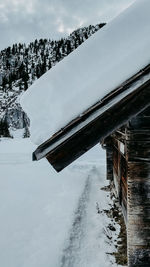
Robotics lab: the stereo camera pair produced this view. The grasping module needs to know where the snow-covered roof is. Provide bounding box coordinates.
[21,0,150,171]
[32,67,150,171]
[21,0,150,146]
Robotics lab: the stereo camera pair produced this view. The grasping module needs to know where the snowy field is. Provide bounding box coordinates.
[0,138,122,267]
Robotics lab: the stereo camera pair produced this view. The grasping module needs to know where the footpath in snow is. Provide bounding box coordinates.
[0,138,123,267]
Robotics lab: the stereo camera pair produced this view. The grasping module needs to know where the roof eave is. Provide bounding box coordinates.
[33,75,150,172]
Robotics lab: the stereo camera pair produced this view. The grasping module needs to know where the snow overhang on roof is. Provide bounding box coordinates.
[21,0,150,171]
[33,65,150,171]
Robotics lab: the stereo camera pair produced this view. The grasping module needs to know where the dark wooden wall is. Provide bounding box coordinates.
[126,108,150,267]
[105,107,150,267]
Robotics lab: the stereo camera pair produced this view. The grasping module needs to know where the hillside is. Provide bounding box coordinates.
[0,23,105,138]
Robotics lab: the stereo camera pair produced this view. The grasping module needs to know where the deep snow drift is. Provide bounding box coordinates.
[0,138,124,267]
[21,0,150,145]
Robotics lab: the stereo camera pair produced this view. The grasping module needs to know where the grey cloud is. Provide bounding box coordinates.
[0,0,136,50]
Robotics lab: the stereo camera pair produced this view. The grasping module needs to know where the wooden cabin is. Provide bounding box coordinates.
[32,64,150,267]
[104,107,150,267]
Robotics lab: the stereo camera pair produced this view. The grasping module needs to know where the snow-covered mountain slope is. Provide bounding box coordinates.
[0,23,105,137]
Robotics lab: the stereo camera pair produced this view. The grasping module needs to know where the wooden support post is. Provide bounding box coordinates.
[127,161,150,266]
[106,146,113,181]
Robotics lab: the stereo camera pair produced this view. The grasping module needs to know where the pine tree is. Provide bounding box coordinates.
[0,120,10,137]
[2,76,8,91]
[23,125,30,138]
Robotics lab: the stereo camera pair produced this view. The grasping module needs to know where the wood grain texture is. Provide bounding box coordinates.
[127,128,150,266]
[110,106,150,266]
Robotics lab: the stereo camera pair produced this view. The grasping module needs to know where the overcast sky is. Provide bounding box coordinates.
[0,0,136,50]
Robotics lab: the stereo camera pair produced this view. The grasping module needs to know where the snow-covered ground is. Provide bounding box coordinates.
[0,138,123,267]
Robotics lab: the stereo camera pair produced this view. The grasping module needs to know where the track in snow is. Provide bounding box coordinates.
[60,165,113,267]
[60,169,91,267]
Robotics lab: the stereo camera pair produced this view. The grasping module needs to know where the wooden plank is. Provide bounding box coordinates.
[126,130,150,141]
[128,211,150,221]
[127,162,150,178]
[113,169,120,197]
[113,147,119,175]
[127,141,150,161]
[122,201,127,226]
[128,180,150,205]
[106,146,113,180]
[112,130,126,143]
[127,159,150,267]
[121,186,127,210]
[112,137,126,155]
[122,181,127,200]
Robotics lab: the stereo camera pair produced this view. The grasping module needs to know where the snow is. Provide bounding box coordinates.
[9,128,25,139]
[0,138,124,267]
[21,0,150,145]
